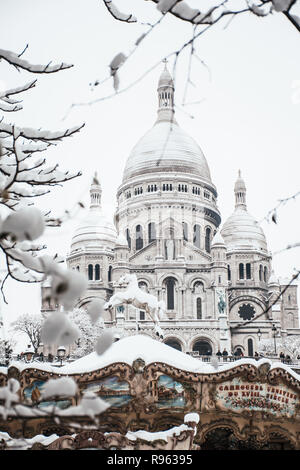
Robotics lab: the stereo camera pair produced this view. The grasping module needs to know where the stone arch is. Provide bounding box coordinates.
[136,275,154,289]
[158,272,183,288]
[233,344,245,355]
[188,334,217,355]
[188,274,210,290]
[244,335,256,356]
[138,280,149,293]
[192,280,206,293]
[163,334,186,352]
[230,296,265,311]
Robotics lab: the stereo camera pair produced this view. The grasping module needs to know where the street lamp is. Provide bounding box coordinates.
[272,323,277,356]
[57,346,66,367]
[257,328,262,341]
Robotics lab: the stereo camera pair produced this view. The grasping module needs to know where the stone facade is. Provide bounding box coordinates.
[42,64,299,357]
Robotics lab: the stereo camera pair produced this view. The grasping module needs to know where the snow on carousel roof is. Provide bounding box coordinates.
[59,334,300,379]
[60,334,211,374]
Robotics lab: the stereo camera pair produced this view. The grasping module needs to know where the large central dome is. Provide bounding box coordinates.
[122,63,212,184]
[123,121,211,183]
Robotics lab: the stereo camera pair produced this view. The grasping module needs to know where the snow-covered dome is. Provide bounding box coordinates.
[221,209,267,252]
[115,232,128,247]
[211,230,226,248]
[122,63,212,184]
[71,175,117,251]
[221,172,267,252]
[268,270,279,286]
[123,122,212,183]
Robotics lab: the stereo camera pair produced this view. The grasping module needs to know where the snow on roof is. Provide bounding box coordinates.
[60,334,212,374]
[6,335,300,381]
[125,424,192,443]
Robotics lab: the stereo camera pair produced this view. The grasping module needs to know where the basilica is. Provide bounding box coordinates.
[42,64,299,357]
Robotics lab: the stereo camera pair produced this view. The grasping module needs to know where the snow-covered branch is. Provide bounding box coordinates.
[0,48,73,74]
[103,0,137,23]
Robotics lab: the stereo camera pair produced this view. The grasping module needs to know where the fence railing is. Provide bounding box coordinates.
[187,352,300,367]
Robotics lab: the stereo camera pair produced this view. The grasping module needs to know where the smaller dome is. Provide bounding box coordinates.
[115,233,128,247]
[211,231,226,248]
[221,173,267,252]
[221,208,267,252]
[268,270,279,286]
[71,175,117,251]
[71,212,117,250]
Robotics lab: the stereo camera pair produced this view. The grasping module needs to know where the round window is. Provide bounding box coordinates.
[238,303,255,321]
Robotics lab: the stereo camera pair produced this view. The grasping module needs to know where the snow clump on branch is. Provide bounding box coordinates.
[95,329,115,355]
[0,379,20,419]
[50,268,88,311]
[0,207,45,242]
[86,298,105,323]
[109,52,127,91]
[41,312,80,347]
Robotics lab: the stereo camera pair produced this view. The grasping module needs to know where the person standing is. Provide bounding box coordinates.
[222,348,228,362]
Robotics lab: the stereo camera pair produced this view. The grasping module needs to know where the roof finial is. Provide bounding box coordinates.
[90,172,102,210]
[234,170,247,210]
[156,60,176,124]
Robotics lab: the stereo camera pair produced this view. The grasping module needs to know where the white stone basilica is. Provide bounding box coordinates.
[42,65,299,357]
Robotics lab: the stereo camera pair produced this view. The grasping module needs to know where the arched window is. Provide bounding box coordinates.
[88,264,93,280]
[138,281,148,292]
[246,263,251,279]
[227,265,231,281]
[259,264,263,281]
[248,338,253,357]
[165,277,176,310]
[264,266,268,283]
[193,224,200,248]
[239,263,244,280]
[196,298,202,319]
[182,222,188,242]
[164,339,182,351]
[108,265,112,282]
[126,228,131,250]
[193,340,212,356]
[148,222,156,243]
[95,264,100,280]
[135,225,143,250]
[205,227,211,253]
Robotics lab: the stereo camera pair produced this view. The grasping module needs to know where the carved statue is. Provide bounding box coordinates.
[165,239,175,260]
[217,289,226,314]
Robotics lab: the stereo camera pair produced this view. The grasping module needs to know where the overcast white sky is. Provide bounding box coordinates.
[1,0,300,349]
